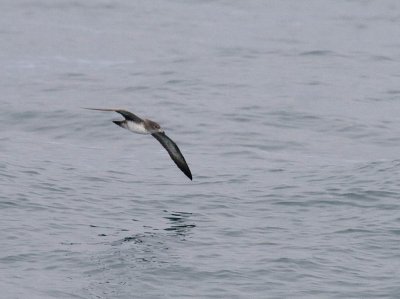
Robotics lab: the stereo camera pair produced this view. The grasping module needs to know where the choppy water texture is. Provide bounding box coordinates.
[1,1,400,298]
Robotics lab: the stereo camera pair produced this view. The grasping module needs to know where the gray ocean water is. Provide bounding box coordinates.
[1,1,400,298]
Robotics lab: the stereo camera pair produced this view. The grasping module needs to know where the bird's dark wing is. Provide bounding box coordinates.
[152,132,192,180]
[83,108,143,123]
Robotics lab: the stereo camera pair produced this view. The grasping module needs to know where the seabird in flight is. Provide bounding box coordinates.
[84,108,192,180]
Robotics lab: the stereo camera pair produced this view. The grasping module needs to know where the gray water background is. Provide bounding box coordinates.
[1,1,400,298]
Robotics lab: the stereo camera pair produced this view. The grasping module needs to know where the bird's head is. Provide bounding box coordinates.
[145,119,164,133]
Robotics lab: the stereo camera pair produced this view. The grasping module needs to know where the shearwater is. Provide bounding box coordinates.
[84,108,192,180]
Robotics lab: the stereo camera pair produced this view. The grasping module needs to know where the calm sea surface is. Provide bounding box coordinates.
[1,1,400,298]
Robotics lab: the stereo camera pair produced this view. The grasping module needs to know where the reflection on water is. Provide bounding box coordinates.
[163,210,196,236]
[80,210,197,297]
[111,210,196,247]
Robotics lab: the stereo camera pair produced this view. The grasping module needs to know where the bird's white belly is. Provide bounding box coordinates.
[127,121,149,134]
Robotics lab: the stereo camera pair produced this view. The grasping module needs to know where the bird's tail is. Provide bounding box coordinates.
[112,120,127,129]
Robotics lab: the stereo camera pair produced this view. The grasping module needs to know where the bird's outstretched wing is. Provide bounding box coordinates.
[152,132,192,180]
[83,108,143,123]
